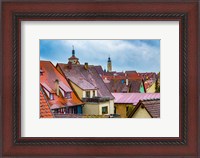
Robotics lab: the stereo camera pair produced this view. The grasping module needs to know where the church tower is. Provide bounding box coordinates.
[107,56,112,72]
[68,46,80,65]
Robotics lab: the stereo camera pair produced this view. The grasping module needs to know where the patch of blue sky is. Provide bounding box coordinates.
[40,40,160,73]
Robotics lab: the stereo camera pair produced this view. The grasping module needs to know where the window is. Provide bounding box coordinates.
[93,90,95,97]
[126,106,129,112]
[86,91,90,98]
[49,93,54,100]
[65,92,71,99]
[102,106,108,114]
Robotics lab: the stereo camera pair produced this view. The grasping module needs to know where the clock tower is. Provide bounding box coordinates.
[107,56,112,72]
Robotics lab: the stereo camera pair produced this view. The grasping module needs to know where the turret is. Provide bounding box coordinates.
[68,46,80,65]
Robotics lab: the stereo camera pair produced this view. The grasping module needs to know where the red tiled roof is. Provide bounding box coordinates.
[41,82,55,93]
[40,61,83,109]
[105,78,143,93]
[59,81,72,92]
[40,90,53,118]
[144,79,155,90]
[125,70,137,74]
[138,72,157,80]
[102,72,141,80]
[127,73,142,80]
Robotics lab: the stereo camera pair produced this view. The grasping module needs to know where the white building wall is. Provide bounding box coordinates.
[90,90,93,98]
[82,91,86,98]
[95,90,97,97]
[99,101,110,115]
[109,99,114,114]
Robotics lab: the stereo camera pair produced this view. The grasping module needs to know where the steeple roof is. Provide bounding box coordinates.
[68,46,79,60]
[108,56,111,62]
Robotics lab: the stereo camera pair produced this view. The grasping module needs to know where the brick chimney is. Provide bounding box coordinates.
[84,62,89,70]
[68,61,72,69]
[54,79,59,96]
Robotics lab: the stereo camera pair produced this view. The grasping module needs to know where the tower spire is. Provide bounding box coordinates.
[68,45,80,65]
[108,55,111,62]
[107,56,112,72]
[72,45,75,56]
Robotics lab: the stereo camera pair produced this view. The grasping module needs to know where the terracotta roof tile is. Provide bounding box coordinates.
[125,70,137,74]
[59,81,72,92]
[40,90,53,118]
[104,78,143,93]
[41,82,55,93]
[40,61,83,109]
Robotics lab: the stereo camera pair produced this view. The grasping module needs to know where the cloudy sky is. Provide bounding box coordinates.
[40,40,160,73]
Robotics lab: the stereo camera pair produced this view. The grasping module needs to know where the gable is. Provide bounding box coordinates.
[131,105,152,118]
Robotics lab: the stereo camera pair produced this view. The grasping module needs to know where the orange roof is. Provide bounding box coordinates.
[40,90,53,118]
[40,61,83,109]
[102,72,141,80]
[127,73,142,80]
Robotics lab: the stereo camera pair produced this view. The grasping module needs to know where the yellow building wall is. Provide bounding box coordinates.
[116,104,126,118]
[115,103,134,118]
[83,101,114,115]
[132,106,152,118]
[69,81,83,99]
[147,82,156,93]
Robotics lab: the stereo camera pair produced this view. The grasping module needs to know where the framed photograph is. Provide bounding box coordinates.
[1,0,199,157]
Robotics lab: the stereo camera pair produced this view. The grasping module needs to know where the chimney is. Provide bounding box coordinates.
[54,79,59,96]
[126,78,128,86]
[84,62,89,70]
[68,61,72,69]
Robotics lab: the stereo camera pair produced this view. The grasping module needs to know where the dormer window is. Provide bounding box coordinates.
[65,92,71,99]
[86,91,90,98]
[40,69,44,76]
[49,93,54,100]
[93,90,95,97]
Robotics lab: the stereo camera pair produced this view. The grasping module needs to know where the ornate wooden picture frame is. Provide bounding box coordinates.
[1,1,199,157]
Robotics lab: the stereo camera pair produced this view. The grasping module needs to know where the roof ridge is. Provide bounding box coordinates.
[141,98,160,101]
